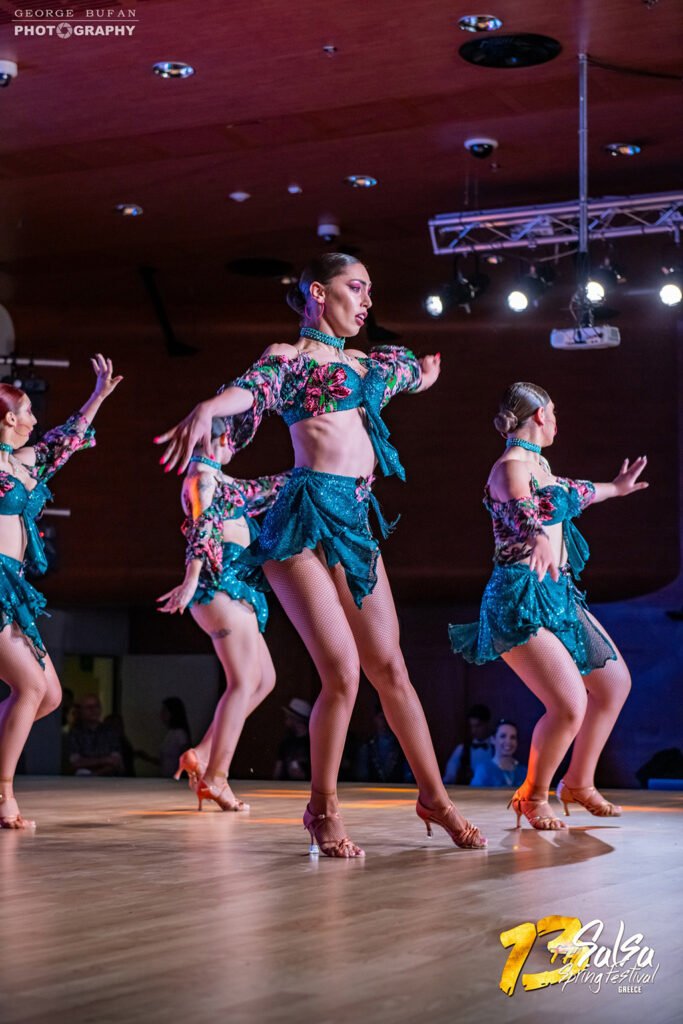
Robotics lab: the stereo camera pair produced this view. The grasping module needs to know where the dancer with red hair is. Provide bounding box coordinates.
[0,355,122,828]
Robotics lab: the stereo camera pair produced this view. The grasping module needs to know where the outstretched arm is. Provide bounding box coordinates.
[591,457,648,504]
[155,387,254,475]
[157,472,219,614]
[78,354,124,426]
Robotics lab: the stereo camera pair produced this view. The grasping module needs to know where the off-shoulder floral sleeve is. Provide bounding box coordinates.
[367,346,423,409]
[228,355,295,422]
[486,480,556,565]
[31,412,96,482]
[239,472,290,517]
[182,503,223,582]
[557,478,596,512]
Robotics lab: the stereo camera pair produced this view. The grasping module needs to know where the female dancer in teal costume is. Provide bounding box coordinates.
[449,382,647,830]
[158,414,288,812]
[0,355,122,828]
[157,253,486,856]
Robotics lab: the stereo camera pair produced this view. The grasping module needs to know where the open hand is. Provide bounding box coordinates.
[418,353,441,391]
[612,456,648,498]
[91,354,123,399]
[154,402,214,474]
[157,580,197,614]
[528,531,560,583]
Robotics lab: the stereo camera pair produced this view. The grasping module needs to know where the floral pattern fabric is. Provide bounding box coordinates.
[31,412,96,482]
[183,472,289,587]
[485,475,595,567]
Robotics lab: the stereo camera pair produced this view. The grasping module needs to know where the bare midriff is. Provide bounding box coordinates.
[0,517,28,563]
[289,408,376,479]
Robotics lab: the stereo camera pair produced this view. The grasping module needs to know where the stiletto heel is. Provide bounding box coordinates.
[174,748,204,786]
[509,788,566,831]
[556,779,621,817]
[303,805,364,858]
[196,777,249,812]
[416,800,487,849]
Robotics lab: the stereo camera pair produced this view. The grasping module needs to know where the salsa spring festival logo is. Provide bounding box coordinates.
[499,916,659,997]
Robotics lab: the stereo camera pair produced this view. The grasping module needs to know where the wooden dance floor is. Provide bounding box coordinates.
[1,779,680,1024]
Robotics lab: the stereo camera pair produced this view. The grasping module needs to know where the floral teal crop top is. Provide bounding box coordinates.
[485,475,595,577]
[183,472,289,587]
[0,413,95,574]
[229,345,422,481]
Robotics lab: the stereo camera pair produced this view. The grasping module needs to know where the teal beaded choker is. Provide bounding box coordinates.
[0,442,13,454]
[190,454,221,470]
[506,438,542,455]
[300,326,346,350]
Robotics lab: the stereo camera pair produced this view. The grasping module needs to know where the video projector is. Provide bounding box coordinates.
[551,325,621,350]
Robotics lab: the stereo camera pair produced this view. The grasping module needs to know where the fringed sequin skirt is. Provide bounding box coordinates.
[190,541,269,633]
[237,467,395,608]
[0,553,48,667]
[449,563,617,677]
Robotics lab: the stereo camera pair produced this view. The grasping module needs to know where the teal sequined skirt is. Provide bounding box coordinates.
[190,541,269,633]
[0,553,48,667]
[449,563,616,677]
[238,467,394,608]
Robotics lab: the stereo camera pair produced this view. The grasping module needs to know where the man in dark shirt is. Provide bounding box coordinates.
[273,698,311,781]
[66,694,124,776]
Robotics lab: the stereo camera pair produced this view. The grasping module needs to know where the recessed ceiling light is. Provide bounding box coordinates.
[322,45,338,56]
[287,183,303,195]
[152,61,195,79]
[229,191,251,203]
[115,204,143,217]
[460,33,561,68]
[458,15,503,33]
[345,175,378,189]
[604,143,641,157]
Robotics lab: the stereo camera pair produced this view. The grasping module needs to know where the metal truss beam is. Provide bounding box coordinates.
[428,191,683,256]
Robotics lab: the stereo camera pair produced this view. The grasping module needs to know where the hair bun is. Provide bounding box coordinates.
[285,283,305,315]
[493,409,519,435]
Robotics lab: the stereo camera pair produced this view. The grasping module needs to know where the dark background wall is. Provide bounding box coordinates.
[10,237,682,788]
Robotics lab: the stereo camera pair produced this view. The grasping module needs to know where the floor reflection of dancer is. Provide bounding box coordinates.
[449,383,647,830]
[158,417,288,811]
[0,355,122,828]
[156,253,486,856]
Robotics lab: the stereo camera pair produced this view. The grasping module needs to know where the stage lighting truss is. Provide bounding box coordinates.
[428,191,683,256]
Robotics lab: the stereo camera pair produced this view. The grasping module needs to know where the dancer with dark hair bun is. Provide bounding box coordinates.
[158,414,288,812]
[0,355,122,828]
[449,383,647,830]
[157,253,486,856]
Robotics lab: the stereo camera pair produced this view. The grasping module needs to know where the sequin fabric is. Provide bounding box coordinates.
[449,475,617,675]
[0,553,48,666]
[230,345,422,480]
[183,473,289,630]
[237,467,396,608]
[0,413,96,576]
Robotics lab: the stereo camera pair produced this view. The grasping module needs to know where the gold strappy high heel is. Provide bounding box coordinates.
[556,779,621,817]
[303,805,365,858]
[508,789,566,830]
[416,799,487,849]
[173,748,204,788]
[0,780,36,830]
[196,777,249,813]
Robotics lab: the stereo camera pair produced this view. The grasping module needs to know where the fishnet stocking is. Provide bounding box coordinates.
[266,549,470,834]
[564,611,631,789]
[0,630,61,816]
[190,595,276,786]
[502,628,588,802]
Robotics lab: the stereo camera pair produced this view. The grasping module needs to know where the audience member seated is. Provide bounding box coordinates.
[66,694,124,776]
[103,713,136,777]
[471,719,527,788]
[356,705,409,783]
[443,703,494,785]
[273,698,311,781]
